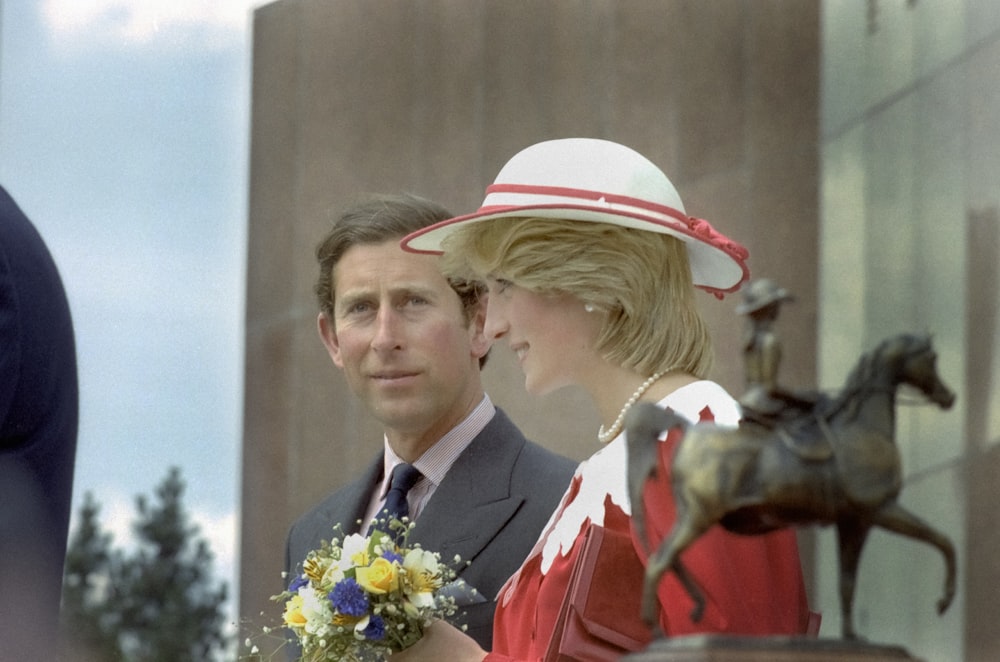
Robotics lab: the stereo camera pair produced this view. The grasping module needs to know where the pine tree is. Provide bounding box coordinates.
[60,492,125,660]
[117,467,230,661]
[60,467,231,661]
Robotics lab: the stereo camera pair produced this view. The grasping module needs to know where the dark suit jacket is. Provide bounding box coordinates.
[286,407,576,651]
[0,185,79,659]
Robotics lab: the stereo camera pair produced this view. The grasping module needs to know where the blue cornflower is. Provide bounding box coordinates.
[287,574,308,592]
[361,614,386,641]
[380,550,403,564]
[328,578,369,617]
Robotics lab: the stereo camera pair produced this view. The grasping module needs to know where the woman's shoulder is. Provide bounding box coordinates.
[659,380,741,427]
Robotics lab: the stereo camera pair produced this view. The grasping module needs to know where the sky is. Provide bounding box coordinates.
[0,0,268,629]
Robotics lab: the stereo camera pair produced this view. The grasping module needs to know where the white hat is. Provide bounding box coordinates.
[401,138,750,296]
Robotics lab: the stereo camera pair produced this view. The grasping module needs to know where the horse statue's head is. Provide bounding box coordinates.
[833,334,954,421]
[868,334,955,409]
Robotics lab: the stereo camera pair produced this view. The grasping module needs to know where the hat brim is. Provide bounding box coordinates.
[401,203,749,295]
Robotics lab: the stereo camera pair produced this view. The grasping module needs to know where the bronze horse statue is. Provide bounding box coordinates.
[626,333,956,640]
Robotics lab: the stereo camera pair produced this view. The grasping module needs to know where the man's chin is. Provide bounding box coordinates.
[369,401,428,428]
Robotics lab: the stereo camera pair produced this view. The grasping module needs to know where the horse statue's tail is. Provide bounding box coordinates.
[625,403,689,553]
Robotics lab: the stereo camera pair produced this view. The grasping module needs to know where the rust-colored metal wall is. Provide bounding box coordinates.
[239,0,820,646]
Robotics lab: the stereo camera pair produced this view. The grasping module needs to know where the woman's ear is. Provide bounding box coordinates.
[468,301,491,360]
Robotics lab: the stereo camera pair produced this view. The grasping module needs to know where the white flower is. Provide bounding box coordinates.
[298,585,334,637]
[402,548,442,609]
[402,600,421,619]
[321,561,345,586]
[353,615,372,640]
[339,533,370,571]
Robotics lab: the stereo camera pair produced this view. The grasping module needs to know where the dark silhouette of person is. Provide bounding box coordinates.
[0,185,79,660]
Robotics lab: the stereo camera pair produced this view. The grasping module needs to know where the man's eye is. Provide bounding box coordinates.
[493,278,512,294]
[346,302,373,315]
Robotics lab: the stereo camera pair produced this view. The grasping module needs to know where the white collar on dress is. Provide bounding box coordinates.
[539,380,739,573]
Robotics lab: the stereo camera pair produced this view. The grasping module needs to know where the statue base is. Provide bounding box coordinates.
[622,635,923,662]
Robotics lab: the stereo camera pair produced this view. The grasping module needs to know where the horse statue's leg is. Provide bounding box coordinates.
[642,507,710,627]
[870,501,956,614]
[625,403,709,627]
[835,518,871,640]
[626,404,689,551]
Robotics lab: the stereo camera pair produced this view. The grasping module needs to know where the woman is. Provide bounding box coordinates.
[396,138,813,661]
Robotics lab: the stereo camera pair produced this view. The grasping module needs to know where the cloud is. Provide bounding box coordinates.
[192,508,240,589]
[41,0,266,51]
[100,489,140,550]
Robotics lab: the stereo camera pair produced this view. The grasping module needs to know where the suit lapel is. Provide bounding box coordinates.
[313,458,380,540]
[410,410,526,564]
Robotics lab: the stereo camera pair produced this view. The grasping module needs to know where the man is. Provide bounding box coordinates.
[285,194,576,650]
[0,184,79,660]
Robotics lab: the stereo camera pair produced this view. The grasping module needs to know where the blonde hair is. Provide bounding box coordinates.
[441,218,713,377]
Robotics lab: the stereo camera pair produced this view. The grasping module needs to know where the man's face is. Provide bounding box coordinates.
[318,240,489,448]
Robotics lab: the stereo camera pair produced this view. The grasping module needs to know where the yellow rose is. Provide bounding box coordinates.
[355,557,399,595]
[282,595,307,628]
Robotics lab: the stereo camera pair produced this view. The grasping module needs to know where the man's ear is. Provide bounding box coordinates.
[317,312,345,368]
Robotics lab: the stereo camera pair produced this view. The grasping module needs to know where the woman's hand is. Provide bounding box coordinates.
[391,620,488,662]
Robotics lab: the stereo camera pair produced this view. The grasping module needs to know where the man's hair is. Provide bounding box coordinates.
[441,217,713,377]
[315,193,488,364]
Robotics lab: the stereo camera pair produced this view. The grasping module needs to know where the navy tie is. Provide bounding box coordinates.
[371,463,422,535]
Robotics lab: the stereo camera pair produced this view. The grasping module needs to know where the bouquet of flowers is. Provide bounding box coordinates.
[250,520,465,662]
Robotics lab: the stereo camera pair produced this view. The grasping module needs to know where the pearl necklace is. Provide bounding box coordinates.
[597,371,667,444]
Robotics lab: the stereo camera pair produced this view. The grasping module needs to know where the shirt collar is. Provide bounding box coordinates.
[378,394,496,497]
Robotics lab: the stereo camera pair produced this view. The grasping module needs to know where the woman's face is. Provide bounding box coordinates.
[484,277,603,395]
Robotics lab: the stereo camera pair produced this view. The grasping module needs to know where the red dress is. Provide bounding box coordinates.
[485,381,812,662]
